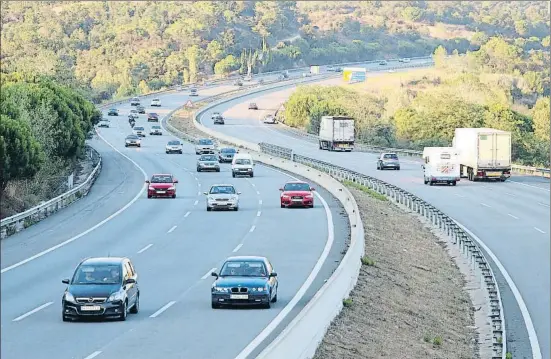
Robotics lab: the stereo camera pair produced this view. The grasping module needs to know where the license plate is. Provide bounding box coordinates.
[81,305,101,311]
[157,191,166,194]
[292,198,303,202]
[486,172,501,177]
[230,294,248,299]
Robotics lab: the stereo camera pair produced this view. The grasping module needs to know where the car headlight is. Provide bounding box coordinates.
[64,292,75,303]
[257,287,265,292]
[282,195,290,199]
[305,194,313,198]
[214,287,229,293]
[108,290,125,302]
[168,186,175,190]
[148,186,155,190]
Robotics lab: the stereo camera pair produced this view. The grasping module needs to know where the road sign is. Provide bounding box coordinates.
[185,100,193,108]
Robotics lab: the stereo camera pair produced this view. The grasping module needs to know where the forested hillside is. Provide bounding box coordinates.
[2,1,548,102]
[0,74,101,217]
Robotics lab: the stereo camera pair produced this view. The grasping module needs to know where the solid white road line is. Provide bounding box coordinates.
[537,202,550,208]
[83,351,102,359]
[259,199,263,205]
[201,268,216,280]
[507,214,519,220]
[454,221,542,359]
[235,166,335,359]
[137,244,153,254]
[13,302,53,322]
[257,211,261,217]
[455,194,465,198]
[509,180,550,192]
[1,130,148,274]
[504,192,516,197]
[184,211,191,218]
[249,225,256,233]
[256,191,260,195]
[167,225,177,233]
[534,227,546,234]
[194,200,199,205]
[149,301,176,318]
[480,203,491,208]
[232,244,243,253]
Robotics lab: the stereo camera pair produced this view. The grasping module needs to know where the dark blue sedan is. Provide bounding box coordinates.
[211,256,278,309]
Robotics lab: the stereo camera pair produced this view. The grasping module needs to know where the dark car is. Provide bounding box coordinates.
[248,103,258,110]
[280,181,315,208]
[146,173,178,198]
[147,113,159,122]
[107,108,119,116]
[211,256,278,309]
[218,147,237,163]
[213,115,224,125]
[137,105,146,114]
[61,257,139,322]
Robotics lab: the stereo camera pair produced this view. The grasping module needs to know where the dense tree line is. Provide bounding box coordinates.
[2,1,548,103]
[281,40,550,167]
[0,74,101,215]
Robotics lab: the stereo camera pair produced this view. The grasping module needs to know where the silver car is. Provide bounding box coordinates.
[150,125,162,135]
[165,140,183,154]
[204,184,240,211]
[195,138,216,154]
[263,115,276,124]
[377,153,400,170]
[197,154,220,172]
[98,119,110,128]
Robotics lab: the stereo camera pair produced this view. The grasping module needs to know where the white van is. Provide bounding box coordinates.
[422,147,460,186]
[231,153,254,178]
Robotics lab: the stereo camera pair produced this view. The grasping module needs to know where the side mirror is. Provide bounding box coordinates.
[211,272,219,279]
[310,188,316,191]
[145,180,150,184]
[124,278,136,285]
[421,165,425,169]
[279,188,284,191]
[237,192,242,195]
[269,272,277,277]
[203,192,208,195]
[62,279,70,284]
[174,179,179,183]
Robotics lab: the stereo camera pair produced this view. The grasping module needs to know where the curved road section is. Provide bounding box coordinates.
[198,71,549,357]
[1,85,348,359]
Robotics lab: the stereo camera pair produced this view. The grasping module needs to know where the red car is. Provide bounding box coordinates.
[279,181,315,208]
[146,174,178,198]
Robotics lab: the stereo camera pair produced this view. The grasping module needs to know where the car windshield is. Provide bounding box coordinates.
[126,135,138,139]
[200,155,217,161]
[168,141,180,145]
[153,98,159,101]
[134,127,144,130]
[284,183,310,191]
[130,110,137,113]
[149,113,158,116]
[383,154,398,160]
[234,159,251,165]
[151,175,173,183]
[250,103,256,106]
[72,264,122,285]
[110,108,117,111]
[199,139,213,145]
[210,186,236,194]
[152,126,160,129]
[219,261,267,277]
[221,148,236,154]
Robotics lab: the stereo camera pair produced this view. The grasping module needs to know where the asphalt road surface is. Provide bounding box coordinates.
[198,69,550,358]
[1,85,349,359]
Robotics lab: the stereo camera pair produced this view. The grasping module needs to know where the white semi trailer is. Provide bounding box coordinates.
[318,116,355,152]
[452,128,512,182]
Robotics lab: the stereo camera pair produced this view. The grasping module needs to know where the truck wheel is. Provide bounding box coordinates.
[396,167,400,170]
[452,181,457,186]
[429,181,434,186]
[232,172,236,178]
[423,178,428,185]
[319,141,322,150]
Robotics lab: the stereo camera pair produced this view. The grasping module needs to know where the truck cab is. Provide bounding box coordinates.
[422,147,460,186]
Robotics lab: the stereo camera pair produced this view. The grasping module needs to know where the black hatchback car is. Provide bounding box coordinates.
[147,113,159,122]
[61,257,139,321]
[211,256,278,309]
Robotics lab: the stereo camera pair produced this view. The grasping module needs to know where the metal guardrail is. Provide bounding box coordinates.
[258,142,506,359]
[0,146,102,239]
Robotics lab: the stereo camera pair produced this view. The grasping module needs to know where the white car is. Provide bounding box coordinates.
[151,98,161,107]
[133,126,146,137]
[195,138,216,154]
[130,97,140,106]
[204,184,241,211]
[98,119,110,128]
[211,112,221,119]
[150,125,162,135]
[263,115,276,124]
[165,140,183,154]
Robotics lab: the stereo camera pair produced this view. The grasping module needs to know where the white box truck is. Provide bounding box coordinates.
[422,147,460,186]
[318,116,355,152]
[452,128,512,182]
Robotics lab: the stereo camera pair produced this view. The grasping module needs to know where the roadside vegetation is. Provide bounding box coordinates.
[0,74,101,218]
[312,185,478,359]
[280,39,550,167]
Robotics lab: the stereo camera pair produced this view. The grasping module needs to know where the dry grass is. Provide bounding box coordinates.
[312,185,477,359]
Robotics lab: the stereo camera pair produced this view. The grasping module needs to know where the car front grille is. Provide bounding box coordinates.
[76,297,107,304]
[292,196,302,199]
[216,198,229,201]
[231,287,248,293]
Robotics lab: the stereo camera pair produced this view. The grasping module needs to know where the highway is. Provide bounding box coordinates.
[0,85,349,359]
[196,73,550,357]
